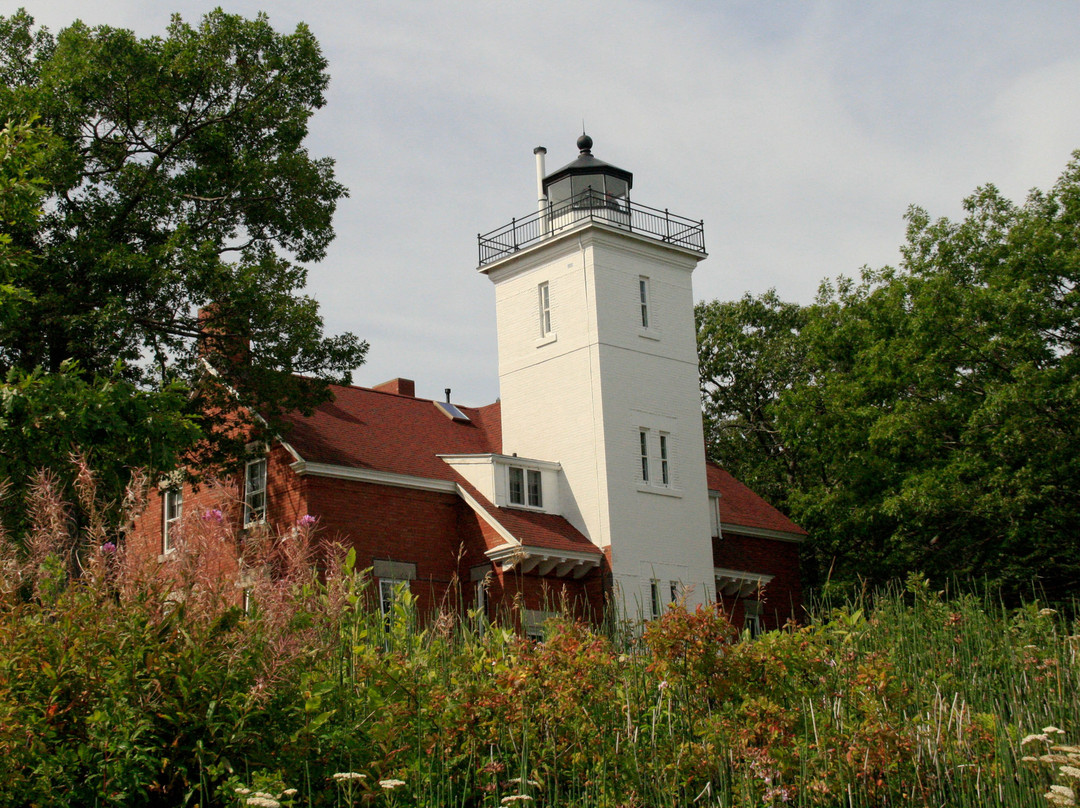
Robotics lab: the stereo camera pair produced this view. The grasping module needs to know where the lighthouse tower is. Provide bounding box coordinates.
[477,135,715,616]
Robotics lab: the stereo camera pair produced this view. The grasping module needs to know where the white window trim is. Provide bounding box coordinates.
[163,488,182,554]
[243,457,268,527]
[659,432,670,487]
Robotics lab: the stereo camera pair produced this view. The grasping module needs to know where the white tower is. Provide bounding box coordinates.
[477,135,715,616]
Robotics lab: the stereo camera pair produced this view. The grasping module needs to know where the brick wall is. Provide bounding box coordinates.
[712,532,803,630]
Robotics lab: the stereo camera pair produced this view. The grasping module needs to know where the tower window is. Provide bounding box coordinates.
[538,282,551,336]
[639,277,650,328]
[659,433,670,486]
[639,429,650,483]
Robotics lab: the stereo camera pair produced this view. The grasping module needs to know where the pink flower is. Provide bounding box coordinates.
[100,542,117,554]
[203,508,224,522]
[296,514,318,527]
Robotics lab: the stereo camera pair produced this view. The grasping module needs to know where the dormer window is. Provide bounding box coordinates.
[509,465,543,508]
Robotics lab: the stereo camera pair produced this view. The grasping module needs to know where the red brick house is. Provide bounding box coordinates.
[131,136,806,634]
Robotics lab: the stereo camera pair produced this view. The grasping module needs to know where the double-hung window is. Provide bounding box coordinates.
[163,488,182,553]
[639,430,650,483]
[659,433,670,486]
[244,458,267,526]
[538,282,551,337]
[508,466,542,508]
[639,277,651,328]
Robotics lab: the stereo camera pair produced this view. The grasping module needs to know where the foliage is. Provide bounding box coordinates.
[697,154,1080,600]
[0,8,367,530]
[1,468,1077,807]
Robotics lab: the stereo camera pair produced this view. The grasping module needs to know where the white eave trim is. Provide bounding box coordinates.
[714,567,774,597]
[718,521,806,543]
[487,543,601,579]
[290,460,457,494]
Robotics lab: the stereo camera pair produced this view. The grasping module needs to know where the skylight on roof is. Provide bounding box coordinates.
[434,400,470,422]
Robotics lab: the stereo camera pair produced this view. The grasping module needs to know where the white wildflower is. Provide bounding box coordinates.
[332,772,367,781]
[281,789,298,797]
[246,798,281,808]
[1040,608,1058,616]
[1045,726,1067,735]
[1046,785,1076,806]
[252,793,276,800]
[379,779,406,790]
[1062,766,1080,779]
[1023,733,1050,745]
[501,797,534,805]
[235,788,252,795]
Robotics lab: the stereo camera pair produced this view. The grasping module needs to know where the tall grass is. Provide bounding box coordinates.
[0,463,1077,807]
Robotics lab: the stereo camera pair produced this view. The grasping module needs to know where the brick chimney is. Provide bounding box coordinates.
[372,378,415,397]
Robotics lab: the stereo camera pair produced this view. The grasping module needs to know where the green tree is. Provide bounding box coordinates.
[699,157,1080,601]
[0,10,367,525]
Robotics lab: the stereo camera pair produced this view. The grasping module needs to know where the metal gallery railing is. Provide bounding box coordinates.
[478,190,706,267]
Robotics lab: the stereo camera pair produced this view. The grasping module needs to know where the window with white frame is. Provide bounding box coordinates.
[538,281,551,337]
[659,433,670,486]
[163,488,182,553]
[639,429,650,483]
[244,457,267,526]
[508,465,542,508]
[639,276,651,328]
[380,578,409,620]
[669,580,679,606]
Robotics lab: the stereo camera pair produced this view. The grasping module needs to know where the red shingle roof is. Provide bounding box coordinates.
[279,383,597,555]
[279,383,502,481]
[706,464,807,537]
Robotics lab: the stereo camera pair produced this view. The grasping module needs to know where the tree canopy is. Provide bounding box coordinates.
[698,155,1080,601]
[0,9,367,526]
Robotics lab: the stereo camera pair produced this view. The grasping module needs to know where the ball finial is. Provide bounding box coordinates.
[577,133,593,153]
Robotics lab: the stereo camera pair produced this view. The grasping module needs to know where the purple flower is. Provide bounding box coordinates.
[203,508,224,522]
[100,542,117,554]
[296,514,318,527]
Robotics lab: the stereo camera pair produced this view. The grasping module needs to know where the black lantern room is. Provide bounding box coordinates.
[543,134,633,209]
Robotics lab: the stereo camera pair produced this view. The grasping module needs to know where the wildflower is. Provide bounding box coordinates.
[501,797,534,805]
[1062,766,1080,779]
[1040,608,1058,616]
[508,777,542,788]
[296,513,318,527]
[246,798,280,808]
[1045,785,1076,807]
[332,772,367,781]
[1023,733,1050,745]
[380,779,406,790]
[281,789,298,797]
[657,680,668,691]
[1046,727,1067,735]
[100,542,116,553]
[235,788,252,795]
[203,508,224,522]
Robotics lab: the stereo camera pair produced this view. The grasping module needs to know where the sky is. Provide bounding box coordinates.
[18,1,1080,405]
